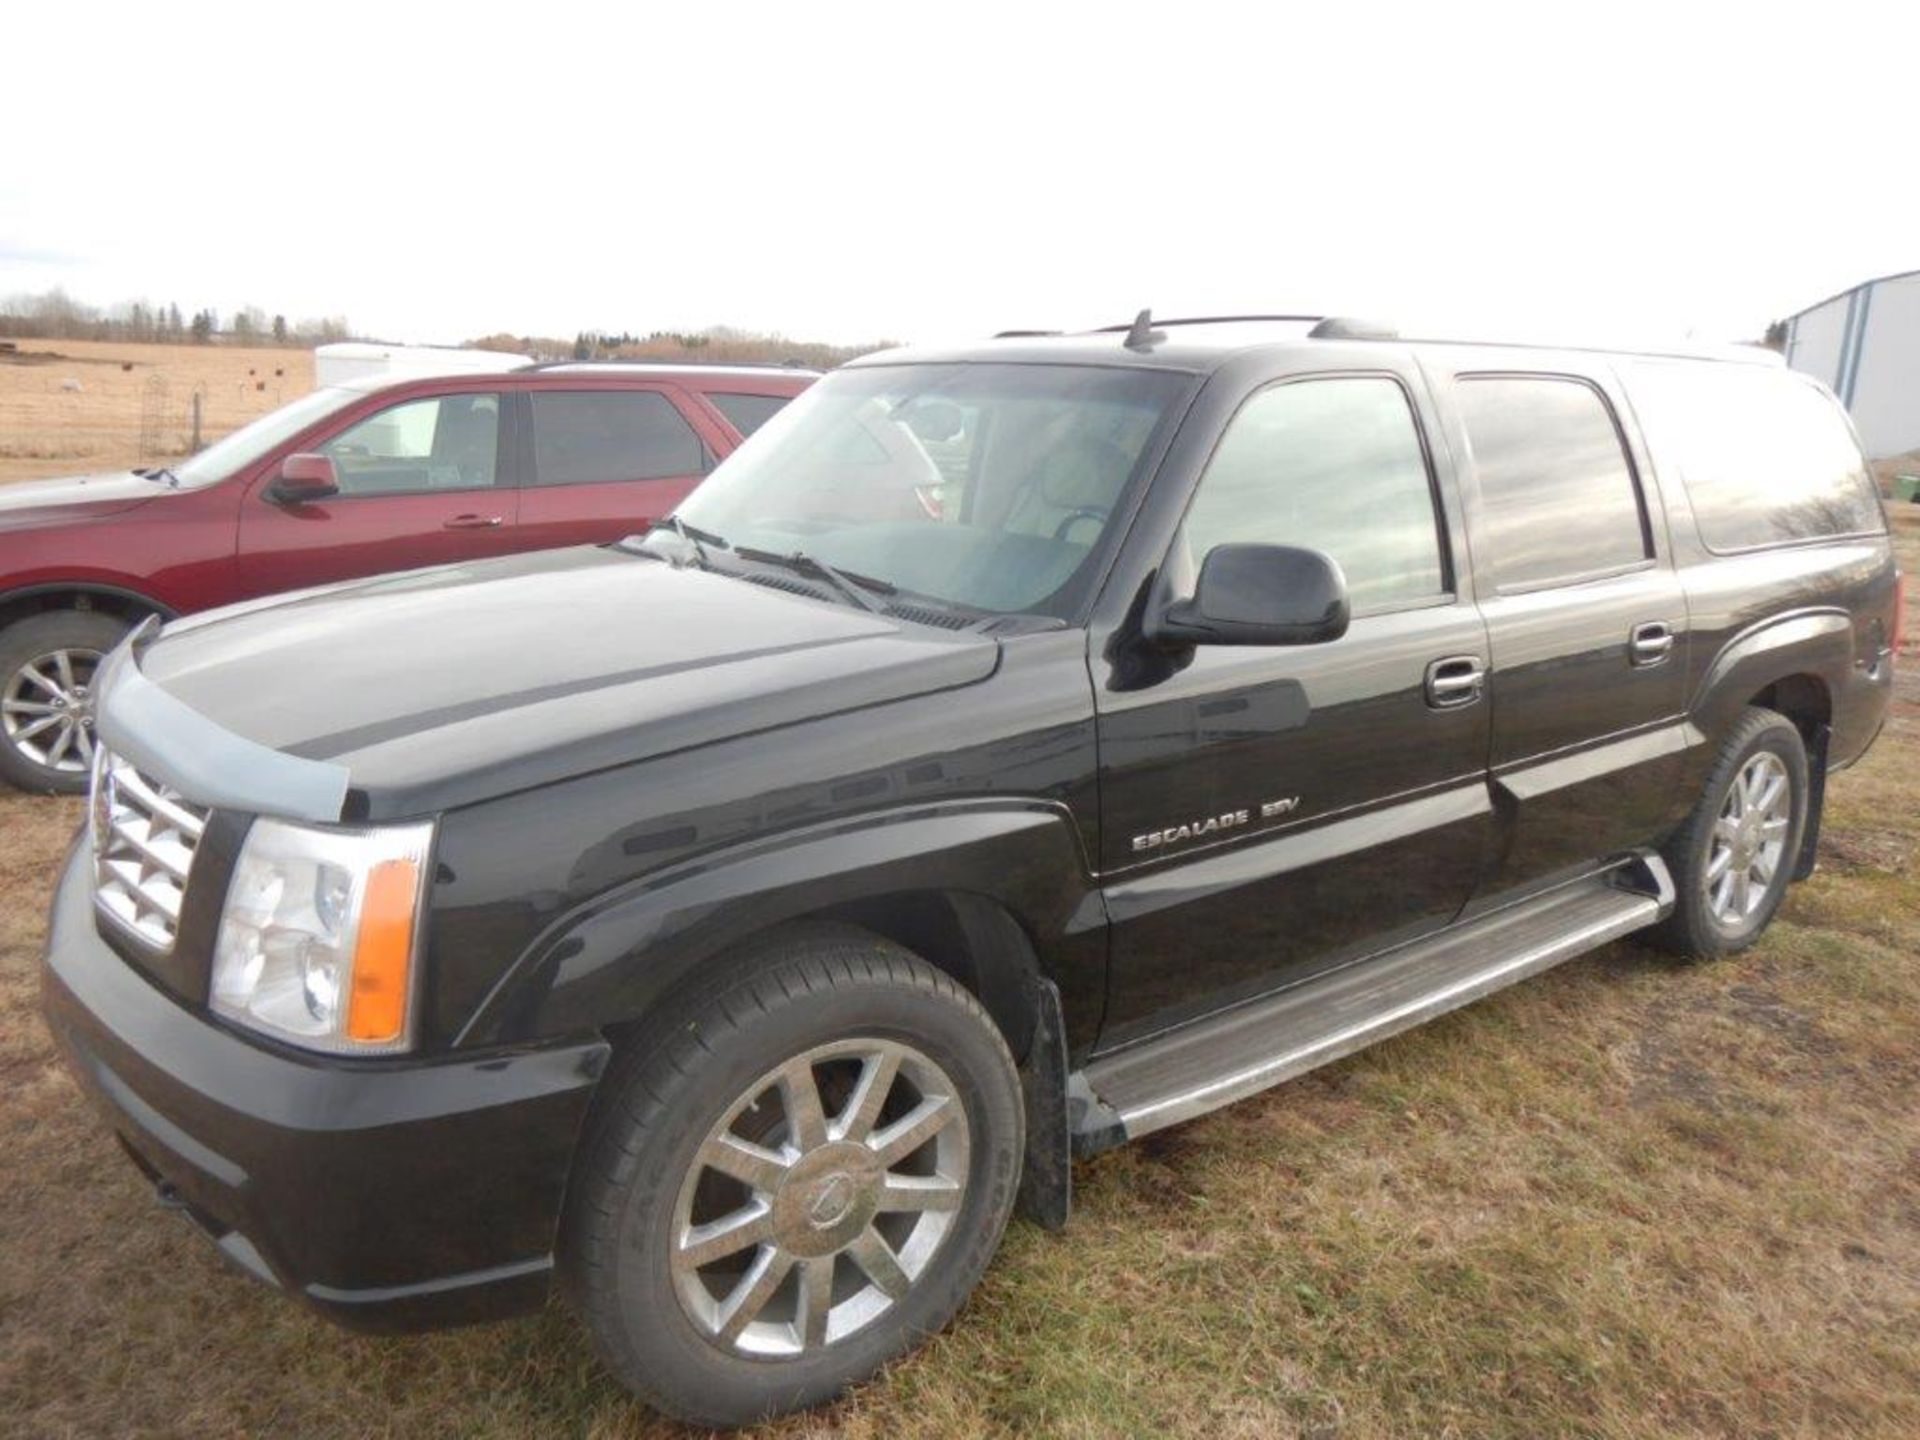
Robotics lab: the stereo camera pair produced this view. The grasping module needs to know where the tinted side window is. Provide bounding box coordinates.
[1627,363,1883,551]
[1181,377,1446,609]
[706,391,792,438]
[529,390,703,487]
[320,393,500,495]
[1455,376,1649,589]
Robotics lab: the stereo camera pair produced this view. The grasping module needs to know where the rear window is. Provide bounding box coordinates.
[1627,363,1884,551]
[706,391,793,438]
[1455,375,1651,589]
[529,390,704,486]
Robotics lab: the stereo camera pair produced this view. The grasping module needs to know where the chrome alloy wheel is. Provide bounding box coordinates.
[2,646,103,774]
[670,1038,970,1358]
[1706,751,1792,925]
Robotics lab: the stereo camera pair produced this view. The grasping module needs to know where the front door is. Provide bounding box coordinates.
[1431,363,1691,904]
[1093,367,1493,1049]
[236,389,519,597]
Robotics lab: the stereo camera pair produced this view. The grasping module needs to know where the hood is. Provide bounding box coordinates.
[0,469,169,527]
[136,546,1000,816]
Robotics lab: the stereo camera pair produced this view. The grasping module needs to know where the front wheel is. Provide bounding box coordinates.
[1650,706,1809,958]
[0,610,130,795]
[562,928,1023,1427]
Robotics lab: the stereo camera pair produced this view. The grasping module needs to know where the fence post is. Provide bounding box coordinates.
[190,391,203,452]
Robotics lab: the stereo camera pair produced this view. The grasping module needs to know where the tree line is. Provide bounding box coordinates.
[0,289,352,348]
[460,323,891,368]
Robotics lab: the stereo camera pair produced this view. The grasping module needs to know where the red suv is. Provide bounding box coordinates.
[0,361,816,792]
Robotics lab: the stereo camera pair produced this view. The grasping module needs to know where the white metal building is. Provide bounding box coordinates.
[312,342,532,388]
[1781,268,1920,458]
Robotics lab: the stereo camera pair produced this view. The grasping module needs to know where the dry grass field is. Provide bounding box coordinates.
[0,508,1914,1434]
[0,338,314,484]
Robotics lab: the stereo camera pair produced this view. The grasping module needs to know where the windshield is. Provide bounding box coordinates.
[171,386,363,487]
[662,363,1190,618]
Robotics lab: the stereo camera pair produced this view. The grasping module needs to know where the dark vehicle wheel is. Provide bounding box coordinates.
[0,610,129,795]
[1650,706,1808,958]
[562,927,1023,1428]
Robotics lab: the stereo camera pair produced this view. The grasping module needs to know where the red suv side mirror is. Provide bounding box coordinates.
[267,453,340,504]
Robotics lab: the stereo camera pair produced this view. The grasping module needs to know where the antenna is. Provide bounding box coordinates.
[1123,308,1161,351]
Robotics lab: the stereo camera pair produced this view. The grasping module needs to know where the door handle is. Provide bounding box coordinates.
[443,514,504,530]
[1424,654,1487,709]
[1630,621,1675,667]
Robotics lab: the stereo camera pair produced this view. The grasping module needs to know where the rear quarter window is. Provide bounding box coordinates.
[1627,362,1885,551]
[705,391,794,438]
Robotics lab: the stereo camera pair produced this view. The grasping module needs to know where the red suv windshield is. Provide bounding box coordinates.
[171,387,363,487]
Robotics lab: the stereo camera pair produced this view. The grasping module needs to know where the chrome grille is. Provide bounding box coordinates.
[90,748,209,952]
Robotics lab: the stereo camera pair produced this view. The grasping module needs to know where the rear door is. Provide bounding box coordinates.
[1093,362,1495,1048]
[514,386,715,550]
[1428,359,1691,904]
[235,387,519,597]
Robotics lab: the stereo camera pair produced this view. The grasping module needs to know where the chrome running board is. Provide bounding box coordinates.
[1075,860,1673,1151]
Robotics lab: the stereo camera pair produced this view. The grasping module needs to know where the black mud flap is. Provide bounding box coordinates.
[1015,975,1071,1230]
[1792,722,1830,881]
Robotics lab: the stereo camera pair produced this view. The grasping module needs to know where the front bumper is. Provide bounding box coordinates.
[41,838,610,1332]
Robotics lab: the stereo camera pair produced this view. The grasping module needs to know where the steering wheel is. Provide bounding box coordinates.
[1051,506,1109,544]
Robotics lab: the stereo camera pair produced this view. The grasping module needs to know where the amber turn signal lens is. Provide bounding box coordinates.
[347,858,418,1043]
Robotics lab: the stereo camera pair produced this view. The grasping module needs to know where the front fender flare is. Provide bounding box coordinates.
[455,800,1108,1050]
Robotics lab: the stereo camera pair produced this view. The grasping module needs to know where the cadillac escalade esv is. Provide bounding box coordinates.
[42,315,1901,1426]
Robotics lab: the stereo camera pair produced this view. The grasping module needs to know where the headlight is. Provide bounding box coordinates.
[211,818,434,1054]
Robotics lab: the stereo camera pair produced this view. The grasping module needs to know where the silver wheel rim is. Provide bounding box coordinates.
[669,1037,970,1359]
[3,646,103,774]
[1706,751,1792,926]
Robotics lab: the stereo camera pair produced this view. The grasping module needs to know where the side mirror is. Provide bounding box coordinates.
[1147,543,1350,648]
[267,453,339,504]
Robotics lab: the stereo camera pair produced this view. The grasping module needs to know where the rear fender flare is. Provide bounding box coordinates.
[1688,608,1850,746]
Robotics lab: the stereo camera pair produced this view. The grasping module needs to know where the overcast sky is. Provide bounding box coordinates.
[5,2,1916,351]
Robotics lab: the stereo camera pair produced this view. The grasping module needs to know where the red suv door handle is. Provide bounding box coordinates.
[443,514,504,530]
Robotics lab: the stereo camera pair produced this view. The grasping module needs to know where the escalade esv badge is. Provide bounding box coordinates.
[1131,796,1300,853]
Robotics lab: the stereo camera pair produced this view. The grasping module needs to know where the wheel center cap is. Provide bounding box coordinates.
[806,1172,857,1228]
[774,1142,880,1257]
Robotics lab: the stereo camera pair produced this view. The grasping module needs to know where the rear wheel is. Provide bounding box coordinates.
[1649,706,1808,958]
[563,928,1023,1427]
[0,610,129,794]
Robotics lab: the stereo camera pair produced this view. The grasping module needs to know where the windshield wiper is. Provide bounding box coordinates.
[734,545,895,614]
[654,514,724,570]
[134,467,180,487]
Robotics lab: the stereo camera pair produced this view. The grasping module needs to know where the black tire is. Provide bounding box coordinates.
[0,610,129,795]
[561,926,1023,1428]
[1648,706,1809,958]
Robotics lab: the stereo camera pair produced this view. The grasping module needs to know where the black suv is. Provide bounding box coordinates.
[42,315,1901,1426]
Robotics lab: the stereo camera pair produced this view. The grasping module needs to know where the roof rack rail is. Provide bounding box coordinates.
[1308,317,1399,341]
[1092,313,1326,334]
[993,328,1063,339]
[520,357,820,372]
